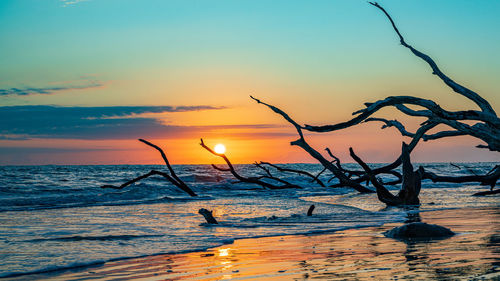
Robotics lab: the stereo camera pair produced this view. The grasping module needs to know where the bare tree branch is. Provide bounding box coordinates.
[139,139,183,184]
[473,189,500,197]
[369,1,497,116]
[311,166,328,184]
[102,139,197,197]
[254,162,298,186]
[101,170,177,190]
[295,3,499,152]
[349,147,400,205]
[422,165,499,189]
[200,138,300,189]
[258,161,326,187]
[350,143,421,206]
[303,96,498,133]
[251,96,374,193]
[365,117,467,141]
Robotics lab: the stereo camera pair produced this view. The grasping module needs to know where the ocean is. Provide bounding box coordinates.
[0,163,498,278]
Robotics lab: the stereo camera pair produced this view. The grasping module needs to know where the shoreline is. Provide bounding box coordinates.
[9,205,499,281]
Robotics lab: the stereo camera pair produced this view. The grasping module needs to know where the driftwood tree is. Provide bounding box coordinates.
[101,139,197,197]
[250,2,499,205]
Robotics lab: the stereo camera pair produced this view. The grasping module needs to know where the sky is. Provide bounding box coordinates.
[0,0,499,165]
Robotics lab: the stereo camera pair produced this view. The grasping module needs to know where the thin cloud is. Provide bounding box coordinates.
[0,135,29,141]
[0,81,104,96]
[61,0,89,7]
[0,105,286,140]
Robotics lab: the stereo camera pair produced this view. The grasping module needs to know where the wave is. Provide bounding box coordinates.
[0,194,212,213]
[22,234,165,243]
[0,238,237,279]
[0,163,498,279]
[0,220,392,279]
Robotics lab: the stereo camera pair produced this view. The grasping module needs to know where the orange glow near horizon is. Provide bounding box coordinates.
[1,122,499,165]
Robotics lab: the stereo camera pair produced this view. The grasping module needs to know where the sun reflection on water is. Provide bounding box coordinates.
[218,248,230,257]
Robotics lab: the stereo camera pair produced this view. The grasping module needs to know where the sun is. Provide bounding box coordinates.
[214,143,226,154]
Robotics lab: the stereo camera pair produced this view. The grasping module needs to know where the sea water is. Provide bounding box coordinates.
[0,163,498,278]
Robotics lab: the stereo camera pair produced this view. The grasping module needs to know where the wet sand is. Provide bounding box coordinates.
[14,206,500,280]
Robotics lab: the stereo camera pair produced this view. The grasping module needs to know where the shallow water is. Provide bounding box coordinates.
[0,163,498,278]
[17,207,500,281]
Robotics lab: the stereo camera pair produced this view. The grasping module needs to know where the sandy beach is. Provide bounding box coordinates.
[12,206,498,281]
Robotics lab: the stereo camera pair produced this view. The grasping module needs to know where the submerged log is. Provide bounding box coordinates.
[198,208,218,224]
[472,189,500,197]
[307,205,315,216]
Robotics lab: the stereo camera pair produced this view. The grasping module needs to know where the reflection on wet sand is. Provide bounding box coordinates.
[29,207,500,281]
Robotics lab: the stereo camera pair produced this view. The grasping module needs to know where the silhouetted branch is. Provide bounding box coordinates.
[254,162,273,177]
[139,139,182,183]
[101,139,197,197]
[200,138,300,189]
[350,143,421,206]
[251,96,374,193]
[253,162,299,186]
[258,161,326,187]
[472,189,500,197]
[365,117,467,141]
[311,166,328,184]
[446,163,479,176]
[325,148,340,164]
[325,146,402,185]
[422,165,499,189]
[369,1,497,117]
[349,147,398,204]
[101,170,177,190]
[295,3,500,152]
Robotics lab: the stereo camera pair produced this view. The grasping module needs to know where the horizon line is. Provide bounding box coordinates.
[1,161,498,167]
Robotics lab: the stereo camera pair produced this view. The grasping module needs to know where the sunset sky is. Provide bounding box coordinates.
[1,0,499,165]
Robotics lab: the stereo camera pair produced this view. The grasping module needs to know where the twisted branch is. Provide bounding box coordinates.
[101,139,197,197]
[200,138,300,189]
[369,1,497,116]
[258,161,326,187]
[251,96,374,193]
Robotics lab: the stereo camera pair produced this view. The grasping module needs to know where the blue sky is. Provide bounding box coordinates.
[0,0,499,164]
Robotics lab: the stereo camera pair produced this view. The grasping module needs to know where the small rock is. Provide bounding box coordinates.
[385,222,454,240]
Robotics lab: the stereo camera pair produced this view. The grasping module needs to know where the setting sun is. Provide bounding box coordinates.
[214,144,226,154]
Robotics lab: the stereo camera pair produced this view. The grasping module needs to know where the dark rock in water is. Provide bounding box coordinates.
[385,222,454,240]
